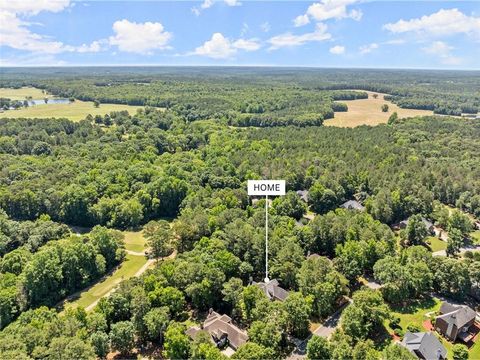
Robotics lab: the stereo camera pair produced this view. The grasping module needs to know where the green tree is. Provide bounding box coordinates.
[109,321,135,355]
[388,112,398,125]
[163,322,191,360]
[308,182,338,214]
[283,292,312,338]
[402,214,428,246]
[248,320,282,354]
[272,191,307,220]
[48,337,95,360]
[232,343,275,360]
[222,277,244,318]
[341,289,388,340]
[452,344,469,360]
[446,228,464,257]
[143,307,170,343]
[90,331,109,359]
[383,343,416,360]
[144,220,173,260]
[381,104,389,112]
[307,335,330,360]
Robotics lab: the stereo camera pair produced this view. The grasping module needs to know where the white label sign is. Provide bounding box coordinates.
[248,180,286,196]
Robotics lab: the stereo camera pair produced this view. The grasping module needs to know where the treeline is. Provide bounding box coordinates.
[0,226,124,328]
[0,211,69,256]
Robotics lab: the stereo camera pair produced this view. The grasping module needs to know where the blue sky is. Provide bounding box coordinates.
[1,0,479,69]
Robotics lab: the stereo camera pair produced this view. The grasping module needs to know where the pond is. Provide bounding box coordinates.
[28,98,70,105]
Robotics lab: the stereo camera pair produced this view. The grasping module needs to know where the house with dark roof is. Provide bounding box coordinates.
[399,217,434,233]
[401,332,447,360]
[253,279,289,302]
[435,302,477,342]
[186,310,248,351]
[340,200,365,212]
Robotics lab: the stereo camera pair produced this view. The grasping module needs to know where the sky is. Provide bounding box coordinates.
[0,0,479,69]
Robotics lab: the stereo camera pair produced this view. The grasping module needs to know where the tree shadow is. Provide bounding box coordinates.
[389,296,436,315]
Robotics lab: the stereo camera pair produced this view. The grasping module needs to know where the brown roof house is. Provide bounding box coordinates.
[253,279,289,302]
[401,332,447,360]
[435,302,477,342]
[186,310,248,351]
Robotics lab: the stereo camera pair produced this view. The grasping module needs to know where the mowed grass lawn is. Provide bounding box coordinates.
[325,91,434,128]
[426,236,447,252]
[472,231,480,244]
[123,230,147,253]
[63,254,148,311]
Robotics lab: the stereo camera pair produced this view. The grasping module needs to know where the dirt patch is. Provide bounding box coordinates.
[423,319,433,331]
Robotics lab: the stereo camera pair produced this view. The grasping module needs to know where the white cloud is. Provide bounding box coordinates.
[422,41,463,65]
[269,23,331,50]
[384,8,480,38]
[240,22,249,37]
[193,33,260,59]
[76,41,102,53]
[0,0,103,55]
[329,45,345,54]
[261,22,271,33]
[294,0,362,27]
[224,0,241,6]
[0,0,71,16]
[109,19,172,54]
[233,38,261,51]
[294,14,310,27]
[359,43,378,54]
[192,0,241,16]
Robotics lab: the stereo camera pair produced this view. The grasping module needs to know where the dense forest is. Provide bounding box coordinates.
[0,68,480,360]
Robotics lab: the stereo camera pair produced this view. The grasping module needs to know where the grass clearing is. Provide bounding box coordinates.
[124,230,147,253]
[0,87,51,100]
[1,99,143,122]
[471,231,480,244]
[325,91,434,128]
[427,236,447,252]
[62,254,149,311]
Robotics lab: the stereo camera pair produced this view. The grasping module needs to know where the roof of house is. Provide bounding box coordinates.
[296,190,309,202]
[253,279,289,301]
[186,310,248,351]
[437,302,476,329]
[340,200,365,211]
[400,217,434,229]
[401,332,447,360]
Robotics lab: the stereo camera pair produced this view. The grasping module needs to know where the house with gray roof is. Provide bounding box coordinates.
[340,200,365,211]
[186,310,248,351]
[253,278,289,302]
[435,302,477,342]
[401,332,447,360]
[296,190,309,202]
[399,217,434,233]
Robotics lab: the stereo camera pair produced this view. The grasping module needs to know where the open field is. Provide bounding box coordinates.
[325,91,434,128]
[123,230,147,253]
[1,100,143,121]
[62,254,150,311]
[0,87,52,100]
[0,87,144,121]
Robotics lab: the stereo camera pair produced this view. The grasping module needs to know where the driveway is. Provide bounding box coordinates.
[313,298,352,338]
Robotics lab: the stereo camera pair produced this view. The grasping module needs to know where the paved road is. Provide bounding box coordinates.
[433,244,480,257]
[313,298,352,338]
